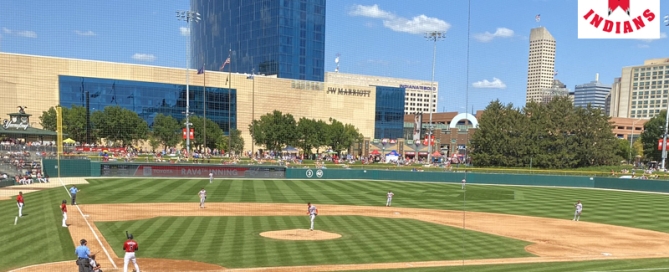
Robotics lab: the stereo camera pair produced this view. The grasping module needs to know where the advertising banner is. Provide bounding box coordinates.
[76,147,126,152]
[100,164,286,178]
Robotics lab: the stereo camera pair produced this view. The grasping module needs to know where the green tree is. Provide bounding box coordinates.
[295,118,318,155]
[633,139,643,159]
[221,129,245,154]
[326,118,363,154]
[472,97,620,169]
[64,105,90,144]
[616,138,632,163]
[91,106,149,146]
[39,106,58,131]
[151,114,181,150]
[314,119,330,153]
[148,133,161,153]
[640,110,666,161]
[249,110,297,153]
[183,116,224,151]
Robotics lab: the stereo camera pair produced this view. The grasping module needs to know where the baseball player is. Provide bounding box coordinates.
[61,200,68,227]
[123,234,140,272]
[461,179,466,190]
[17,191,24,217]
[386,191,394,207]
[70,185,80,205]
[209,172,213,183]
[307,202,318,231]
[573,200,582,221]
[198,188,207,208]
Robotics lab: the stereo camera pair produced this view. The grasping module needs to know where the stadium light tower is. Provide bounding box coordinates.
[425,31,445,163]
[176,10,201,155]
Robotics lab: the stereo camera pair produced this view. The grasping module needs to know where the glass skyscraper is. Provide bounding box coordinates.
[374,86,405,139]
[191,0,326,81]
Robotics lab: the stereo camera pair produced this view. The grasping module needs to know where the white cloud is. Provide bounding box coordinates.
[472,78,507,89]
[349,4,450,35]
[15,30,36,38]
[473,27,515,42]
[2,27,36,38]
[639,32,667,43]
[131,53,156,62]
[637,44,650,49]
[74,30,96,36]
[179,26,190,36]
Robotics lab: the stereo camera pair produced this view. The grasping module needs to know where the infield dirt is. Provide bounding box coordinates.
[11,202,669,272]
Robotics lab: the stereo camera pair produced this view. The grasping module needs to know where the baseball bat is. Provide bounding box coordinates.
[126,231,129,239]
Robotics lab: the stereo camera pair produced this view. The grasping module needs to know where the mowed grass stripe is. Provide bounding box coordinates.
[99,215,530,268]
[0,188,74,271]
[240,180,257,202]
[261,179,289,203]
[294,180,339,204]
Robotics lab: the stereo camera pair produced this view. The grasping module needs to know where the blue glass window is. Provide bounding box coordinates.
[374,86,405,139]
[58,76,237,135]
[191,0,325,81]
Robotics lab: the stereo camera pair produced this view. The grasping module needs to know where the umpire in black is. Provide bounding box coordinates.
[75,238,92,272]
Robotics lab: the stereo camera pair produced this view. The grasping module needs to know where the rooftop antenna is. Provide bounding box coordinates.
[335,53,340,73]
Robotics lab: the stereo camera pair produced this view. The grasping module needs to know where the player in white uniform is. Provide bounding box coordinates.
[307,202,318,231]
[573,200,582,221]
[198,188,207,208]
[386,191,394,207]
[209,172,213,183]
[461,179,466,190]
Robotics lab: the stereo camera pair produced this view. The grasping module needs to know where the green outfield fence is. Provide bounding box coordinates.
[41,159,669,194]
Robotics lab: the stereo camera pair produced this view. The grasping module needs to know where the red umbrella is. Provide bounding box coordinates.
[370,150,380,155]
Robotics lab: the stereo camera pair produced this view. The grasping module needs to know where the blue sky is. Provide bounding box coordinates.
[1,0,668,112]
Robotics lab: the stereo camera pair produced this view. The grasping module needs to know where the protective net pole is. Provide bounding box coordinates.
[56,106,63,178]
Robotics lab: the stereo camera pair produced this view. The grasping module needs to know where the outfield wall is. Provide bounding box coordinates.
[41,159,669,193]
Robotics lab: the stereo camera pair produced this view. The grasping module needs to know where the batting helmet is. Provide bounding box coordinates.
[62,200,67,204]
[128,234,133,239]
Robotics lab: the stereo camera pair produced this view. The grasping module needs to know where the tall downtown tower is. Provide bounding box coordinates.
[191,0,326,81]
[525,27,556,104]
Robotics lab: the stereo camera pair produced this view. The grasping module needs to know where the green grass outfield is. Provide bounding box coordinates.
[1,178,669,271]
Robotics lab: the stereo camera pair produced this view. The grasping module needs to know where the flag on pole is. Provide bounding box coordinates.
[197,64,205,75]
[219,58,230,71]
[535,14,541,22]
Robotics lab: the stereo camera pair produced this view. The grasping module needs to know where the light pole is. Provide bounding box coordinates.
[425,31,445,163]
[629,118,643,165]
[663,15,669,169]
[176,10,201,155]
[247,69,255,158]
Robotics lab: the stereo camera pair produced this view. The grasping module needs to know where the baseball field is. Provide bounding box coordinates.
[2,177,669,271]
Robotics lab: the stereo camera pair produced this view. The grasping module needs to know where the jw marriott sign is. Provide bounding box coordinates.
[326,87,371,97]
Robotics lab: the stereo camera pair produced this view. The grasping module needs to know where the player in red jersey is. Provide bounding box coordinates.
[61,200,68,227]
[16,192,24,217]
[123,234,140,272]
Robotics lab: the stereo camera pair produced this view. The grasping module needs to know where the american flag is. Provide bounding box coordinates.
[535,14,541,23]
[219,58,230,71]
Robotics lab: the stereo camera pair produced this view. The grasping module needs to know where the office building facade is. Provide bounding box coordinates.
[526,27,556,104]
[573,74,612,110]
[190,0,326,81]
[325,72,438,115]
[608,58,669,119]
[0,53,414,153]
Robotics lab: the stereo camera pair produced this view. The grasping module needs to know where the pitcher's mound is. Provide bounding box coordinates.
[260,229,342,241]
